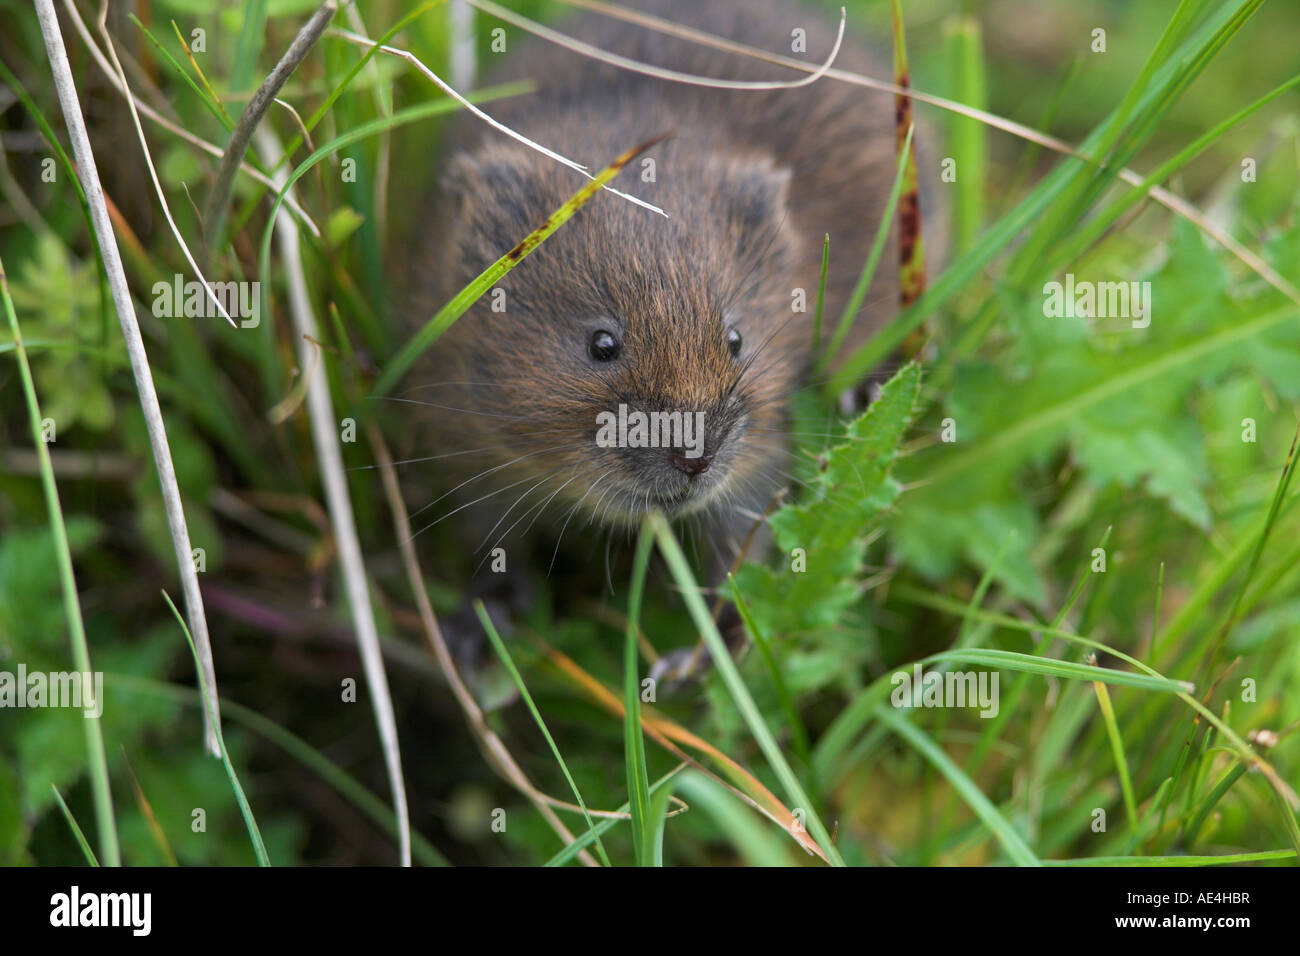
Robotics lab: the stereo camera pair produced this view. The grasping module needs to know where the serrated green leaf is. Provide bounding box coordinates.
[734,363,922,635]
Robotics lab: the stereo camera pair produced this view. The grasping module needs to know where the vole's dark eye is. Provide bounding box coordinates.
[726,327,743,358]
[589,329,621,362]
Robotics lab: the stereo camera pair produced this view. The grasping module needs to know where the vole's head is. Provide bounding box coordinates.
[425,139,808,526]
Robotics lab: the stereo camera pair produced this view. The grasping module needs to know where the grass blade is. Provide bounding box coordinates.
[535,634,828,858]
[371,132,668,396]
[475,601,613,867]
[1092,678,1139,834]
[0,255,118,867]
[811,233,829,355]
[1264,780,1300,862]
[928,648,1191,693]
[942,16,988,255]
[1185,763,1247,846]
[875,706,1039,866]
[1046,850,1295,866]
[257,126,412,866]
[50,785,100,867]
[919,305,1296,489]
[113,675,448,865]
[230,0,270,95]
[1048,70,1300,277]
[276,1,445,171]
[161,591,269,865]
[624,525,655,865]
[650,513,844,865]
[831,0,1278,393]
[728,574,814,782]
[253,83,527,396]
[674,772,793,867]
[818,125,914,373]
[542,765,687,867]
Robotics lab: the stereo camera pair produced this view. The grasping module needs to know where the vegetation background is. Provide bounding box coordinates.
[1,0,1298,866]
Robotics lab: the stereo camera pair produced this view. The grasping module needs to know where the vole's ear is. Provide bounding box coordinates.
[439,148,541,264]
[441,150,532,205]
[713,156,792,234]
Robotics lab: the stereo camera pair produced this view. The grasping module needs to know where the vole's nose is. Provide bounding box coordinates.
[669,450,712,476]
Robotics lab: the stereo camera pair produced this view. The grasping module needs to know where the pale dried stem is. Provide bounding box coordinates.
[327,26,667,218]
[366,428,601,866]
[58,0,318,235]
[36,0,224,755]
[92,1,237,327]
[557,0,1300,307]
[255,124,412,866]
[468,0,846,90]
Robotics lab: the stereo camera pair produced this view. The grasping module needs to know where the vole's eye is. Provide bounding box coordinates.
[589,329,621,362]
[726,327,743,358]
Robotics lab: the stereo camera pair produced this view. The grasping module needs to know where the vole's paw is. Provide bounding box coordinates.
[647,605,747,689]
[441,596,505,676]
[442,572,535,681]
[649,643,712,687]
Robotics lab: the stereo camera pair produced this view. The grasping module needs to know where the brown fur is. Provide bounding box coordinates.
[401,0,922,565]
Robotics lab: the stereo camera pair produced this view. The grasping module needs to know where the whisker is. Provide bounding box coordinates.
[604,529,615,596]
[407,469,542,542]
[399,380,527,391]
[409,442,585,520]
[476,469,588,573]
[367,395,532,420]
[550,470,613,575]
[346,444,514,471]
[473,471,561,555]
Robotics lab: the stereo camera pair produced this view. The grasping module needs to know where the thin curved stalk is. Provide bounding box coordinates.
[35,0,224,757]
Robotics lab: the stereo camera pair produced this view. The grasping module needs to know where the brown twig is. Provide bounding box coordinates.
[366,425,601,866]
[202,0,339,256]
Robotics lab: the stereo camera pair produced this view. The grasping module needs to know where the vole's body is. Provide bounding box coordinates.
[407,0,917,574]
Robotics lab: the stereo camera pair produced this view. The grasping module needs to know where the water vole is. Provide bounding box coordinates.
[403,0,923,573]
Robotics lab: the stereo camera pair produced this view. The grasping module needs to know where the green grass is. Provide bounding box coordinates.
[1,254,118,866]
[162,590,269,865]
[2,0,1298,868]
